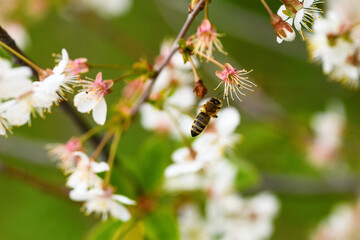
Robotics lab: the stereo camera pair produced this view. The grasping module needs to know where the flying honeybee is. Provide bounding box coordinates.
[191,97,222,137]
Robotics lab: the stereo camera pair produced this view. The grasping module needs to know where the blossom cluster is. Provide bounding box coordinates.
[139,39,279,238]
[0,49,76,136]
[307,101,346,168]
[47,138,135,221]
[0,48,114,137]
[307,0,360,87]
[311,198,360,240]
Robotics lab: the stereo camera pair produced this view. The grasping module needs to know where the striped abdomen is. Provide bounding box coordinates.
[191,112,210,137]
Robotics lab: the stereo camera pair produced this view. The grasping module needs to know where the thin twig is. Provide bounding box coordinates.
[130,0,206,117]
[0,162,70,200]
[0,26,38,78]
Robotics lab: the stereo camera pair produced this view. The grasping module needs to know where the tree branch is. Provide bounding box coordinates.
[130,0,206,117]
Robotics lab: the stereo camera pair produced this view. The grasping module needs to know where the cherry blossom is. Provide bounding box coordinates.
[66,151,110,190]
[74,72,113,125]
[70,186,135,221]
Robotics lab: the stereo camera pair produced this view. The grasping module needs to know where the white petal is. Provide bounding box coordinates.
[92,98,107,125]
[90,161,109,173]
[277,37,284,43]
[303,0,314,8]
[165,162,203,177]
[294,10,304,31]
[69,189,93,201]
[2,99,32,126]
[277,5,288,20]
[74,91,101,113]
[109,201,131,221]
[112,195,136,205]
[167,86,195,110]
[214,107,240,136]
[53,49,69,75]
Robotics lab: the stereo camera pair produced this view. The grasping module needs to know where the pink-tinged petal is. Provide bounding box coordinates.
[74,91,101,113]
[95,72,103,84]
[90,161,110,173]
[277,37,284,43]
[112,195,136,205]
[215,70,224,80]
[109,201,131,221]
[53,49,69,75]
[92,98,107,125]
[294,10,304,31]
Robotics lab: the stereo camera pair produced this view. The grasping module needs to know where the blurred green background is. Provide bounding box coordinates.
[0,0,359,239]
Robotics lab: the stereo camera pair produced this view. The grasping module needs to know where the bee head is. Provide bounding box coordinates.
[210,97,222,106]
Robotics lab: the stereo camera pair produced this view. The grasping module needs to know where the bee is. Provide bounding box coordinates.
[191,97,222,137]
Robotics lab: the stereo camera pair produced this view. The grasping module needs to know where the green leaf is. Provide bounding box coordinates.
[144,208,179,240]
[87,220,123,240]
[120,136,172,192]
[137,138,172,191]
[112,220,145,240]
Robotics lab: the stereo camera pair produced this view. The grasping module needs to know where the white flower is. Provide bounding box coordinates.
[207,192,280,240]
[66,151,109,190]
[178,204,209,240]
[74,72,113,125]
[140,86,195,138]
[32,49,77,111]
[194,106,241,157]
[152,40,196,95]
[164,159,237,195]
[278,0,324,39]
[78,0,132,18]
[311,200,360,240]
[46,138,83,174]
[0,98,32,126]
[307,10,360,87]
[205,160,237,198]
[164,137,224,178]
[177,193,280,240]
[70,186,135,221]
[308,101,346,167]
[0,58,33,100]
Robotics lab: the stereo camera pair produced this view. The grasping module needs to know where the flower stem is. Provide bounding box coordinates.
[130,0,206,117]
[79,125,105,142]
[91,131,113,160]
[104,128,121,185]
[87,63,130,69]
[113,72,134,82]
[188,57,200,81]
[0,41,46,75]
[204,0,209,19]
[260,0,275,17]
[195,51,225,68]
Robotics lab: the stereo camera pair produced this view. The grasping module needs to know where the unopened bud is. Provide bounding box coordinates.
[193,79,208,98]
[281,0,303,13]
[271,15,296,43]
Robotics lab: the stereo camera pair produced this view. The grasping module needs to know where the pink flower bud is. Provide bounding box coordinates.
[271,15,296,43]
